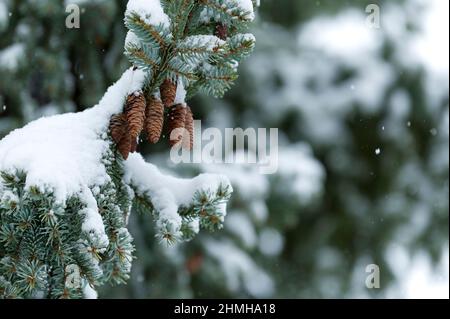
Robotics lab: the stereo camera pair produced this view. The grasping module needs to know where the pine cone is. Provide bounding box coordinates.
[145,95,165,144]
[167,104,187,147]
[110,113,132,159]
[118,131,132,160]
[125,91,146,140]
[130,137,138,153]
[184,106,194,150]
[109,113,127,144]
[215,23,228,40]
[160,79,177,107]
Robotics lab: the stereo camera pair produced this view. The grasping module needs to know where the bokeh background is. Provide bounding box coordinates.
[0,0,448,298]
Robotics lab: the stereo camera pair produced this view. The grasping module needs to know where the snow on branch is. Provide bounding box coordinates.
[0,66,233,297]
[126,0,170,28]
[0,68,145,203]
[0,0,255,299]
[124,153,232,244]
[200,0,256,23]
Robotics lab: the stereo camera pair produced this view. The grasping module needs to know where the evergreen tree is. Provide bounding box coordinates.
[0,0,128,137]
[117,0,448,298]
[0,0,447,299]
[0,0,256,298]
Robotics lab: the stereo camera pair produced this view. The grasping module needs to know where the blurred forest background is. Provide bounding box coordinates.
[0,0,448,298]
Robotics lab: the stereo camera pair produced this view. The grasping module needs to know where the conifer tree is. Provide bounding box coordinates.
[2,0,446,300]
[116,0,448,299]
[0,0,256,298]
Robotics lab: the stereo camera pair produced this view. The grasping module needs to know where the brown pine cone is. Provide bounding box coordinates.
[125,91,146,140]
[118,131,132,160]
[145,95,165,144]
[184,105,194,150]
[215,23,228,40]
[160,79,177,107]
[130,137,138,153]
[167,104,187,147]
[109,113,127,144]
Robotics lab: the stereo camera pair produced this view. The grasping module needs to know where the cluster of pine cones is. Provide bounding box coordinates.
[109,79,194,160]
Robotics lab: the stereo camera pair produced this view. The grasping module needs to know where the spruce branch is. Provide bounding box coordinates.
[0,0,255,299]
[125,13,171,49]
[198,0,254,25]
[125,0,255,99]
[125,45,161,73]
[163,0,197,40]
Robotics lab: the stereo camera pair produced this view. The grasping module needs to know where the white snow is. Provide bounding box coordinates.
[258,228,284,257]
[204,162,268,200]
[238,33,256,43]
[249,200,268,223]
[0,189,18,208]
[176,35,226,72]
[384,245,449,299]
[188,219,200,235]
[401,250,449,299]
[226,212,257,248]
[246,8,403,145]
[195,144,324,215]
[173,79,186,105]
[0,67,146,203]
[0,43,25,71]
[410,0,449,75]
[79,186,109,247]
[82,283,98,299]
[277,144,325,203]
[200,0,255,22]
[234,0,255,21]
[298,10,381,58]
[0,67,146,243]
[124,153,232,233]
[181,35,225,52]
[126,0,170,28]
[204,239,274,297]
[124,31,141,48]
